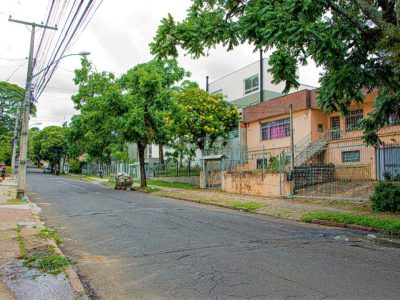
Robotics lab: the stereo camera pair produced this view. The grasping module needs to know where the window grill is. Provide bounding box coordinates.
[261,118,290,140]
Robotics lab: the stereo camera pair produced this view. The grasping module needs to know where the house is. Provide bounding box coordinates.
[207,55,315,151]
[243,89,400,181]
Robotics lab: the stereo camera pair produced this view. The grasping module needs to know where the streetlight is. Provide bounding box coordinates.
[15,51,90,198]
[32,52,91,79]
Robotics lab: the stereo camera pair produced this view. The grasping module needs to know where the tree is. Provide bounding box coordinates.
[150,1,400,143]
[171,87,239,153]
[30,126,67,171]
[118,59,187,187]
[71,58,125,163]
[0,81,24,165]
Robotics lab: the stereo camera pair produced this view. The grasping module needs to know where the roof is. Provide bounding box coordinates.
[243,89,318,123]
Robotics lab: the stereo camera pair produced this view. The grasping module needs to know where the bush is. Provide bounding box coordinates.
[370,181,400,212]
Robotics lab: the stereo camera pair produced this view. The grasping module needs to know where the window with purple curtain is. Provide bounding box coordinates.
[261,118,290,140]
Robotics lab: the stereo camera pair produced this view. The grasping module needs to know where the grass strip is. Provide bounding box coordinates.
[38,226,63,245]
[23,246,70,275]
[15,225,27,257]
[301,212,400,235]
[133,179,198,190]
[225,201,264,213]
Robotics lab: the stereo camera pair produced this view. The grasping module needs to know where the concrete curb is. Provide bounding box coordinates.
[28,199,88,300]
[310,219,376,232]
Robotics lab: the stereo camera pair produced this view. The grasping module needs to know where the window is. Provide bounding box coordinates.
[330,116,341,140]
[148,145,152,159]
[342,150,360,163]
[388,113,400,125]
[261,118,290,140]
[244,75,259,94]
[318,124,323,132]
[345,109,363,131]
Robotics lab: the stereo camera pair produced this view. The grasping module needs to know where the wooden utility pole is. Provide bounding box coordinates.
[9,18,57,198]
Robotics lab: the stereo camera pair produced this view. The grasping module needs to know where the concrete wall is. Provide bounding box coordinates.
[200,171,293,197]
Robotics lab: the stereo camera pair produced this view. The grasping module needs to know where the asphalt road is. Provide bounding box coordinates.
[26,170,400,300]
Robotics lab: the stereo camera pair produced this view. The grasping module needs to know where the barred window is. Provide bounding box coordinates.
[342,150,360,163]
[388,113,400,125]
[261,118,290,140]
[345,109,363,131]
[244,75,259,94]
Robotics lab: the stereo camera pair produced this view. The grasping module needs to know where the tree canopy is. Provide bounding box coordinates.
[30,126,67,170]
[170,87,239,152]
[117,59,188,186]
[0,81,24,165]
[150,0,400,143]
[71,57,124,163]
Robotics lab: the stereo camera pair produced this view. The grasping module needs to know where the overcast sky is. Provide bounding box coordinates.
[1,0,321,129]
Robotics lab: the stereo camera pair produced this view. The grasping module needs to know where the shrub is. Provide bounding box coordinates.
[370,181,400,212]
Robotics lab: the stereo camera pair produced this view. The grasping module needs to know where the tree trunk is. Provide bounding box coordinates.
[159,145,164,165]
[138,142,147,187]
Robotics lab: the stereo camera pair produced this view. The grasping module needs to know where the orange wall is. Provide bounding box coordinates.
[246,109,313,155]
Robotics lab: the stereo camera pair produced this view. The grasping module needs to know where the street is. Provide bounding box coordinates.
[26,169,400,300]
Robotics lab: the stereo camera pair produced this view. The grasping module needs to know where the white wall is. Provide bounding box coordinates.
[208,58,315,102]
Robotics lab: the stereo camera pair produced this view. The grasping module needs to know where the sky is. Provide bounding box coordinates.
[0,0,321,129]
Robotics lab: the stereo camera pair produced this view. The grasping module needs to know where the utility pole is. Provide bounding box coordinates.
[10,99,23,178]
[9,18,57,198]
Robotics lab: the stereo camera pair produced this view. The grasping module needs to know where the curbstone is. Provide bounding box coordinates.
[27,196,89,300]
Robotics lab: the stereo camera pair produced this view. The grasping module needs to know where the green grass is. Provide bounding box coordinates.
[15,225,27,257]
[23,246,70,275]
[225,201,264,213]
[301,212,400,235]
[133,179,198,190]
[38,226,63,245]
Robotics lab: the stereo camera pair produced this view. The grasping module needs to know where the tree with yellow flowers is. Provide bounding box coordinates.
[172,87,239,153]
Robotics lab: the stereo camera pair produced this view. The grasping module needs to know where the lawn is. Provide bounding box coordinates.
[133,179,198,190]
[301,212,400,236]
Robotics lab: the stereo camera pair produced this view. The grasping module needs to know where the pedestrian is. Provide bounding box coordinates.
[0,164,6,181]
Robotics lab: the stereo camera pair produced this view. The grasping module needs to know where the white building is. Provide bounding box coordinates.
[207,56,315,151]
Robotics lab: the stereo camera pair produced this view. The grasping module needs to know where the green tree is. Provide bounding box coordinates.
[171,87,239,153]
[0,81,24,165]
[30,126,67,171]
[118,59,187,187]
[151,1,400,143]
[71,58,124,163]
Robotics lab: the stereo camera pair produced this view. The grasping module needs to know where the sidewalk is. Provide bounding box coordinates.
[0,179,86,300]
[82,175,397,221]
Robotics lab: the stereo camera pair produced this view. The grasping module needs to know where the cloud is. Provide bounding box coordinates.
[2,0,321,128]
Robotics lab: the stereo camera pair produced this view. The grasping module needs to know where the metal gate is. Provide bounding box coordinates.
[379,143,400,180]
[292,132,376,201]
